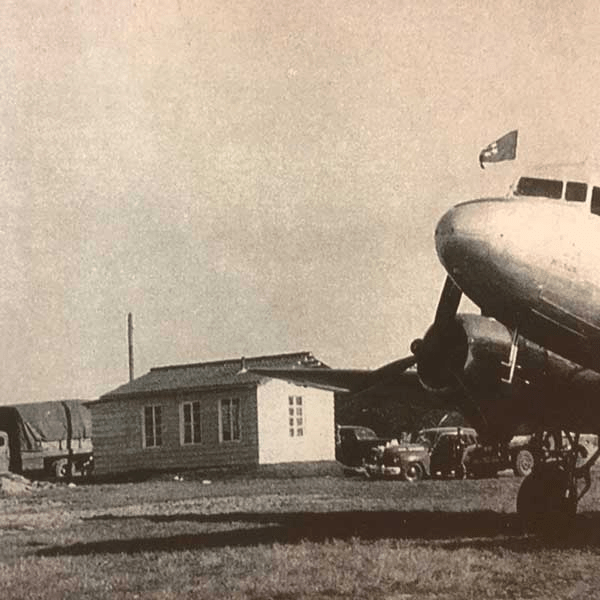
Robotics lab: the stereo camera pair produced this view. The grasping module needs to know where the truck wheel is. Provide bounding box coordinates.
[403,462,424,482]
[53,458,69,479]
[513,449,535,477]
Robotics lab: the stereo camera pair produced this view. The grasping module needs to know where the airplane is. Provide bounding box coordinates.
[252,161,600,534]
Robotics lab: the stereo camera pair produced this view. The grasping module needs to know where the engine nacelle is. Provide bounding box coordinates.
[413,314,521,437]
[414,313,523,392]
[413,313,600,438]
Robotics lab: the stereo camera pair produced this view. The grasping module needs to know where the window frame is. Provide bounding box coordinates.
[591,186,600,215]
[515,177,563,199]
[219,398,242,443]
[565,181,587,203]
[288,395,305,438]
[180,400,202,445]
[142,404,163,449]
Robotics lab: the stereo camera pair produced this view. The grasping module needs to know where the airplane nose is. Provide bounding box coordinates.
[435,203,470,261]
[434,207,458,245]
[434,200,497,273]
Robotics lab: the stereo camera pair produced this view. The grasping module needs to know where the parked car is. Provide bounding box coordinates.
[335,425,396,468]
[411,427,479,479]
[415,428,599,479]
[364,439,431,481]
[364,427,478,481]
[508,432,597,477]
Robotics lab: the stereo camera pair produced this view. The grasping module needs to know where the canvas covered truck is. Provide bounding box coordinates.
[0,400,93,479]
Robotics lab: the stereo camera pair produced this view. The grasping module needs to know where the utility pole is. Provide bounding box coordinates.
[128,312,134,382]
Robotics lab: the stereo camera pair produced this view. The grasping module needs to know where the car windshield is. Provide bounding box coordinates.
[412,431,435,446]
[354,428,377,440]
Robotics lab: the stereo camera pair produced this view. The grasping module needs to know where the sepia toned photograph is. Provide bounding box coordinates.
[2,2,600,598]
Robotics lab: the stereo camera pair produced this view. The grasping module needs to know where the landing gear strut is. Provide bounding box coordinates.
[516,430,599,534]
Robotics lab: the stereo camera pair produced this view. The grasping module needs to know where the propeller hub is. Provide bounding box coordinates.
[410,338,423,355]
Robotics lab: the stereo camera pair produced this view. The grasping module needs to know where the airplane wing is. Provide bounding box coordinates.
[251,355,417,392]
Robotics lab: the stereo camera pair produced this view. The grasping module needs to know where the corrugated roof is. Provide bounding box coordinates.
[97,351,327,400]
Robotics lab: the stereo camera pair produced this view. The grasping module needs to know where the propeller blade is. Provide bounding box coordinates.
[433,276,462,330]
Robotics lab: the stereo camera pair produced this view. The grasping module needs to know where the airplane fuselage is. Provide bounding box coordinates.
[436,168,600,371]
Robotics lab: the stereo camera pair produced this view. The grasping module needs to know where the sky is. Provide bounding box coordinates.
[3,1,600,403]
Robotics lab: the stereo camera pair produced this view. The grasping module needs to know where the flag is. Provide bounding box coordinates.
[479,130,518,168]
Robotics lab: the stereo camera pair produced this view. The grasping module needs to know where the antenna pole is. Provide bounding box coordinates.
[128,313,134,382]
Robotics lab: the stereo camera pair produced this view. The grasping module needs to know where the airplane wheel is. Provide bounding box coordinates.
[517,464,576,534]
[403,462,424,482]
[513,449,535,477]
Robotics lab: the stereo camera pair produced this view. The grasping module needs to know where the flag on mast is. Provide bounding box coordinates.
[479,130,518,168]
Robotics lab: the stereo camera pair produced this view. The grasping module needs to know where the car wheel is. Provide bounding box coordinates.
[513,449,535,477]
[575,444,588,468]
[403,462,424,482]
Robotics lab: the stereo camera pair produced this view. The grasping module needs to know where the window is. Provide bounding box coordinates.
[515,177,563,199]
[220,398,241,442]
[143,405,162,448]
[181,401,201,445]
[565,181,587,203]
[592,187,600,215]
[288,396,304,437]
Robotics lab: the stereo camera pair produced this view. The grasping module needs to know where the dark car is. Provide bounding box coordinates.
[411,427,480,479]
[508,432,597,477]
[335,425,394,468]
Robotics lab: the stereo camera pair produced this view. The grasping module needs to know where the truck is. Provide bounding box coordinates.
[0,400,93,479]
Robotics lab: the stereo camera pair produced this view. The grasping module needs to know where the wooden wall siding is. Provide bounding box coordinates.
[90,387,260,476]
[256,379,335,465]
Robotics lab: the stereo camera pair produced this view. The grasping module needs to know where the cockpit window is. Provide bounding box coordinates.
[515,177,563,199]
[565,181,587,203]
[592,187,600,216]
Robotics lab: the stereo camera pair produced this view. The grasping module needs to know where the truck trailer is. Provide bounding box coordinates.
[0,400,93,479]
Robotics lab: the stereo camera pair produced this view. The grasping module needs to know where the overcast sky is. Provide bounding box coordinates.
[2,1,600,403]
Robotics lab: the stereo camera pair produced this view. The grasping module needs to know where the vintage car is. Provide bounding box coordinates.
[363,427,477,481]
[415,427,541,479]
[414,428,598,479]
[335,425,396,469]
[413,427,479,479]
[364,439,431,481]
[508,432,597,477]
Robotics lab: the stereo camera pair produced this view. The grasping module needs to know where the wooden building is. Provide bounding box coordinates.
[89,352,335,477]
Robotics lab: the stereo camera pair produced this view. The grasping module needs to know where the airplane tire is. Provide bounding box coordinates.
[517,464,576,535]
[403,462,424,482]
[513,449,535,477]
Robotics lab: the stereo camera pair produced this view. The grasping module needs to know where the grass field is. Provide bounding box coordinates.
[2,472,600,599]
